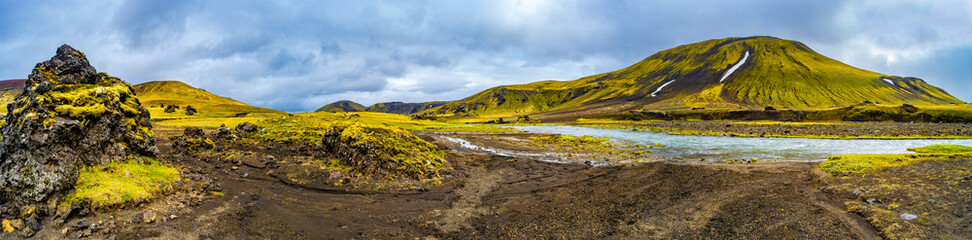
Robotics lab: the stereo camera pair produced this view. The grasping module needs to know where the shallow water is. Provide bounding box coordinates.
[511,125,972,162]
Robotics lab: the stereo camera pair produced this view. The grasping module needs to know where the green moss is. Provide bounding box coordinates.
[820,144,972,173]
[253,114,447,178]
[906,144,972,153]
[64,155,181,209]
[331,121,446,177]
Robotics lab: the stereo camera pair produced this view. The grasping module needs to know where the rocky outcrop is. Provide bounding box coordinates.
[0,45,157,205]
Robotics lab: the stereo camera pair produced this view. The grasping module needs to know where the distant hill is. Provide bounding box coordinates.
[0,79,26,113]
[315,100,367,113]
[426,36,962,119]
[133,80,283,118]
[366,101,447,115]
[315,100,447,115]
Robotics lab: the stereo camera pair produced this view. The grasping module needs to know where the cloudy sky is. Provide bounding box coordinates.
[1,0,970,112]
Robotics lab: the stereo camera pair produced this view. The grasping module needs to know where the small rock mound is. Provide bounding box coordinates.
[170,127,215,150]
[0,45,157,205]
[321,122,445,179]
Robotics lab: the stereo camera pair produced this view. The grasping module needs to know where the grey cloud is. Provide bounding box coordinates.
[112,0,192,48]
[1,0,971,112]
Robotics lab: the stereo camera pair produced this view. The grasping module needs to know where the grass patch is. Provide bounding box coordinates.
[820,144,972,173]
[906,144,972,153]
[64,155,181,209]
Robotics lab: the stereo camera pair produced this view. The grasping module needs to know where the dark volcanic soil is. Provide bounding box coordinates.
[16,124,970,239]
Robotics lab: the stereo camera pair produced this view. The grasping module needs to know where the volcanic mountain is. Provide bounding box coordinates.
[428,36,962,118]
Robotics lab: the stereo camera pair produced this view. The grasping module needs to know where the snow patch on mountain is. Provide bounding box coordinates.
[882,78,895,86]
[651,80,676,97]
[720,51,750,83]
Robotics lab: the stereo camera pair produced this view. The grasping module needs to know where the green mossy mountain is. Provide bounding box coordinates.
[428,36,962,118]
[315,100,367,113]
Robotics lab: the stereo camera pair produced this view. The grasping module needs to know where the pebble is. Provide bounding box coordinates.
[141,211,157,224]
[900,213,918,220]
[242,173,249,178]
[74,220,89,229]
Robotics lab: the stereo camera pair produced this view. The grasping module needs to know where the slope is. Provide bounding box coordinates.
[133,80,284,120]
[427,36,962,119]
[0,79,26,113]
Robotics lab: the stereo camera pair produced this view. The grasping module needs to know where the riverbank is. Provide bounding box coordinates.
[572,120,972,139]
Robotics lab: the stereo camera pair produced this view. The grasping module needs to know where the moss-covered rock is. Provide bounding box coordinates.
[321,121,445,179]
[0,45,157,206]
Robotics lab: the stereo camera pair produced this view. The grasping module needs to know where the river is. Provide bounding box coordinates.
[509,125,972,162]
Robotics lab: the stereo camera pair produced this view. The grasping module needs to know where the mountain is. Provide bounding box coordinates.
[133,80,283,118]
[428,36,962,118]
[315,100,367,112]
[315,100,447,115]
[366,101,447,115]
[0,79,26,113]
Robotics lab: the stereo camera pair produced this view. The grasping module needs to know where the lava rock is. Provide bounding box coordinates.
[185,105,197,115]
[208,126,238,140]
[234,122,258,135]
[0,45,157,205]
[170,127,214,150]
[163,105,179,113]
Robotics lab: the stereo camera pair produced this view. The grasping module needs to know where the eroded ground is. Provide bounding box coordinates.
[11,124,971,239]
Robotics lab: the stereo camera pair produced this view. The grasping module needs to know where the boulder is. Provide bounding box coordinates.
[0,45,157,205]
[185,105,196,115]
[234,122,257,135]
[163,105,179,113]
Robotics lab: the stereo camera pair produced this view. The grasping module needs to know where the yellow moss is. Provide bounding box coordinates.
[64,155,181,209]
[1,220,13,232]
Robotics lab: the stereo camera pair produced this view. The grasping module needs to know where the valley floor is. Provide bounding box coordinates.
[19,123,972,239]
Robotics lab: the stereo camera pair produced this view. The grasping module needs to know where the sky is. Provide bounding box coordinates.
[1,0,970,112]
